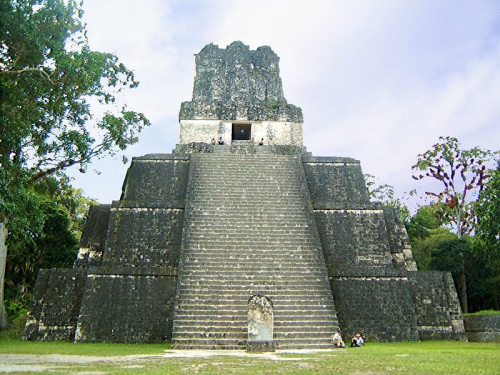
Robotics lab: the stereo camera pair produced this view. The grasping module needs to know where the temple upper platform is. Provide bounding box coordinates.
[179,42,303,146]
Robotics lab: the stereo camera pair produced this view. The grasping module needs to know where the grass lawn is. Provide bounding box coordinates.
[0,337,498,374]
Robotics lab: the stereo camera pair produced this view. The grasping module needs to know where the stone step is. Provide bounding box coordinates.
[179,267,327,274]
[176,282,331,289]
[173,153,338,349]
[175,287,333,295]
[172,326,336,333]
[172,331,335,340]
[177,274,328,281]
[175,300,336,308]
[174,311,337,319]
[172,338,335,349]
[174,320,338,329]
[175,293,334,300]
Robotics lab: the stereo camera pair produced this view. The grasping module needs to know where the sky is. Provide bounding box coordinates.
[70,0,500,209]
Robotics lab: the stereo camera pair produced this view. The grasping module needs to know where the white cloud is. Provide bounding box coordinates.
[69,0,500,208]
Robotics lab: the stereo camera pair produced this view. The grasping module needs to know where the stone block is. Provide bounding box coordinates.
[22,269,87,341]
[75,204,110,267]
[117,157,189,208]
[407,271,466,340]
[103,208,183,268]
[464,314,500,342]
[303,158,370,209]
[179,42,302,123]
[382,207,417,271]
[75,273,176,343]
[331,275,419,342]
[315,209,393,274]
[247,340,276,352]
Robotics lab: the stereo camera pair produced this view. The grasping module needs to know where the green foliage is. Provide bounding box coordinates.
[0,0,149,324]
[412,136,499,238]
[405,204,445,244]
[431,238,470,274]
[475,163,500,246]
[5,196,78,318]
[468,238,500,311]
[464,310,500,316]
[0,0,150,224]
[364,174,410,219]
[32,175,98,238]
[411,227,458,270]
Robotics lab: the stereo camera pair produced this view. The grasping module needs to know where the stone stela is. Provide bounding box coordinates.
[247,295,275,352]
[23,41,466,348]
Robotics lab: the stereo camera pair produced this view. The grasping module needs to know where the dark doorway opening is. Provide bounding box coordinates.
[232,124,251,141]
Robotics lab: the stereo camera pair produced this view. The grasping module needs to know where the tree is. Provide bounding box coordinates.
[364,173,410,219]
[412,136,499,313]
[475,163,500,247]
[431,238,471,313]
[412,136,498,238]
[405,203,444,245]
[32,175,98,238]
[0,0,150,328]
[473,163,500,311]
[5,198,79,319]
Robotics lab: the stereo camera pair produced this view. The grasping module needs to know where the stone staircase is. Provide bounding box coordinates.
[172,153,339,349]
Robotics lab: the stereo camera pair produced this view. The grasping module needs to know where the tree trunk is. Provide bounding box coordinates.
[0,221,9,329]
[457,271,468,314]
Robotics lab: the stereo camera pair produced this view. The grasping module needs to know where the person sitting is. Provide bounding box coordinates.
[332,331,346,348]
[218,136,224,145]
[258,138,264,145]
[210,137,216,145]
[351,333,365,347]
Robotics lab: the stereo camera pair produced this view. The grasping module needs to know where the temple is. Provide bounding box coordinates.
[23,41,466,348]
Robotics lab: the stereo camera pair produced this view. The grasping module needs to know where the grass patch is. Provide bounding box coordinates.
[0,339,498,374]
[464,309,500,316]
[0,335,170,356]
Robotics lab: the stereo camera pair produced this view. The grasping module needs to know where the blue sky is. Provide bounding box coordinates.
[71,0,500,208]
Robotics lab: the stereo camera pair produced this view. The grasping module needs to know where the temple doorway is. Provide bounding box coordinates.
[232,124,251,141]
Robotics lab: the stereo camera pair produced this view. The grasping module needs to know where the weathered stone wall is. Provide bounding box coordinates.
[303,156,466,342]
[303,157,371,209]
[383,207,418,271]
[314,210,393,275]
[179,120,303,146]
[330,275,420,342]
[408,271,466,340]
[72,153,190,342]
[179,41,302,123]
[102,208,183,269]
[75,273,176,343]
[22,269,87,341]
[25,153,190,343]
[464,314,500,342]
[74,204,110,267]
[117,154,190,208]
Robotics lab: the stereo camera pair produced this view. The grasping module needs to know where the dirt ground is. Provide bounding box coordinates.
[0,349,329,373]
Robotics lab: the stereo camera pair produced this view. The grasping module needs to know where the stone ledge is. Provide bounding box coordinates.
[464,314,500,342]
[331,269,410,278]
[111,201,185,209]
[313,204,384,211]
[247,340,276,352]
[88,265,178,277]
[302,156,360,164]
[133,153,190,161]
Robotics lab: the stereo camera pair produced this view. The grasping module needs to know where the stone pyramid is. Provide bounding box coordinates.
[23,41,466,347]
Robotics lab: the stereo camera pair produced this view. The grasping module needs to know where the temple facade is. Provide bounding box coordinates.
[23,42,466,348]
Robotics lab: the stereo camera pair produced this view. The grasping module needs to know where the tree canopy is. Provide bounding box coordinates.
[0,0,150,328]
[412,136,498,238]
[475,163,500,247]
[0,0,149,221]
